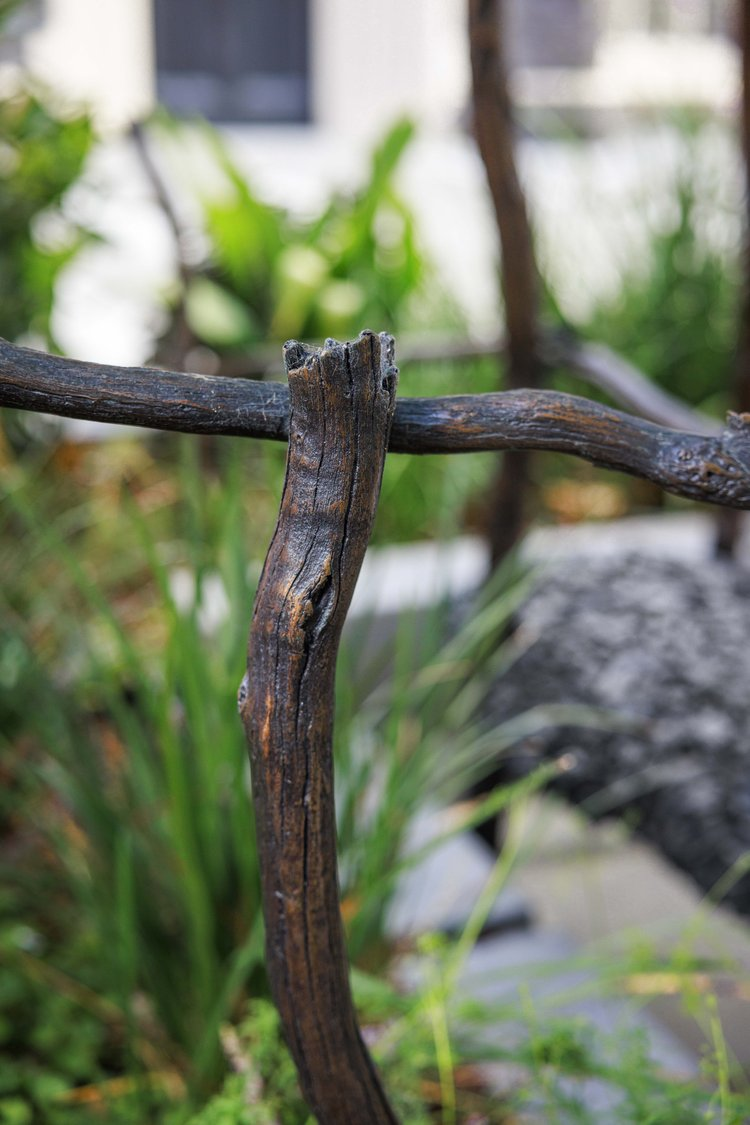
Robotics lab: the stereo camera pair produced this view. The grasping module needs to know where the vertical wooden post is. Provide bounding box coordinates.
[239,332,400,1124]
[468,0,540,567]
[716,0,750,556]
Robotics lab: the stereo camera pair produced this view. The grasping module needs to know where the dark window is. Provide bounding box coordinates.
[153,0,309,123]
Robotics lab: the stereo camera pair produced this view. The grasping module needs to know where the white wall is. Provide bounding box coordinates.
[311,0,469,137]
[20,0,469,136]
[22,0,154,129]
[16,0,733,135]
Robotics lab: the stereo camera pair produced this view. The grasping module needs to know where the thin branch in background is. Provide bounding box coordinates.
[543,335,719,436]
[130,121,197,371]
[716,0,750,555]
[468,0,540,566]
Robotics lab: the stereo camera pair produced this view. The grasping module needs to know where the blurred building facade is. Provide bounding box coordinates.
[11,0,736,134]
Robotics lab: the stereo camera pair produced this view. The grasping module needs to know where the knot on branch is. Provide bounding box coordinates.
[726,410,750,445]
[661,411,750,508]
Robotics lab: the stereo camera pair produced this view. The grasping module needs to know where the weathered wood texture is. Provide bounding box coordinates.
[213,330,716,436]
[239,332,399,1124]
[393,395,750,509]
[469,0,540,564]
[2,336,750,509]
[0,337,289,440]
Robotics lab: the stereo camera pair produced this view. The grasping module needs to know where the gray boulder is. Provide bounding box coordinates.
[479,552,750,915]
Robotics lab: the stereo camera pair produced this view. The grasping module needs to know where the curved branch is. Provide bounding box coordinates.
[360,331,716,436]
[2,337,750,508]
[239,332,399,1124]
[394,392,750,509]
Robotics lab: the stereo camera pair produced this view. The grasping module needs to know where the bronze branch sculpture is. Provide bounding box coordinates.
[2,336,749,506]
[239,333,399,1123]
[3,329,750,1122]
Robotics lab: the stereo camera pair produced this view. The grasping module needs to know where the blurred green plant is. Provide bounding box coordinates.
[151,116,428,365]
[0,430,556,1120]
[0,0,32,30]
[0,89,93,349]
[186,886,750,1124]
[4,434,750,1120]
[1,438,267,1102]
[0,919,176,1125]
[577,132,737,418]
[2,98,750,1122]
[8,433,744,1122]
[0,9,95,456]
[139,112,498,545]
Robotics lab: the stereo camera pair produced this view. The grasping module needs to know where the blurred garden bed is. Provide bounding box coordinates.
[2,43,750,1121]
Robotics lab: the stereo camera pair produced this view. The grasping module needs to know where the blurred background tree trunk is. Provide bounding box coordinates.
[469,0,540,568]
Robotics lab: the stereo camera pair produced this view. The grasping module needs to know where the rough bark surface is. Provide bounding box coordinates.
[239,332,399,1124]
[3,337,750,508]
[478,551,750,914]
[393,395,750,509]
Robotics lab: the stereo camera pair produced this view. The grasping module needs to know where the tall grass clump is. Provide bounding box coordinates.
[0,429,557,1120]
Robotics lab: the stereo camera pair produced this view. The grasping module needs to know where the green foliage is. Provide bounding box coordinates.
[0,918,177,1124]
[1,438,266,1092]
[0,431,550,1119]
[148,112,493,545]
[0,89,94,347]
[504,1011,750,1124]
[2,107,749,1123]
[186,1002,311,1125]
[155,116,426,359]
[0,929,102,1124]
[0,1,28,29]
[4,436,750,1118]
[578,133,737,417]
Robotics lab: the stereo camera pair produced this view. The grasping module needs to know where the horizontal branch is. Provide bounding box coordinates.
[217,332,510,378]
[0,338,289,441]
[395,331,715,436]
[223,331,715,437]
[2,337,750,509]
[396,393,750,508]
